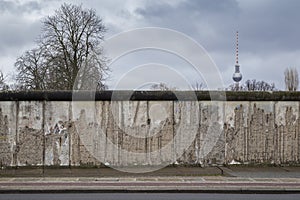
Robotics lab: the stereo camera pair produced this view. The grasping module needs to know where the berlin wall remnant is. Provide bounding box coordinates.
[0,91,299,167]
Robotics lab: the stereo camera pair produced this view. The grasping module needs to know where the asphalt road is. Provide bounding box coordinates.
[1,193,300,200]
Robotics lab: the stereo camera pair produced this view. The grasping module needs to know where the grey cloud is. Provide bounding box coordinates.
[0,20,41,54]
[0,0,14,12]
[0,0,42,14]
[0,0,42,54]
[135,0,239,51]
[180,0,239,15]
[136,0,239,17]
[134,0,300,54]
[238,0,300,54]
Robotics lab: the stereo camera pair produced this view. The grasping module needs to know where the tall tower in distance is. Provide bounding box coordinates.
[232,31,242,90]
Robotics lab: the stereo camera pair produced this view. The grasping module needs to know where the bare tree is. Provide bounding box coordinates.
[15,4,108,90]
[192,82,206,91]
[227,84,242,91]
[0,70,10,91]
[42,3,108,90]
[0,71,6,90]
[243,79,276,91]
[0,71,4,86]
[15,49,48,90]
[150,83,176,91]
[284,67,299,91]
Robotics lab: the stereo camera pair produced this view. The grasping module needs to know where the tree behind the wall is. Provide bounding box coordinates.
[0,71,9,91]
[284,67,299,91]
[227,79,276,91]
[15,4,109,90]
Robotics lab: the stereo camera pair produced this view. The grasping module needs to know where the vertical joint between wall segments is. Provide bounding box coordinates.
[14,101,19,168]
[42,101,46,174]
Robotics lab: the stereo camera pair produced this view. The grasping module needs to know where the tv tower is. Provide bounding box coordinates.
[232,31,242,90]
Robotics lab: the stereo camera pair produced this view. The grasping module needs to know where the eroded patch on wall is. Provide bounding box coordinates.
[17,101,43,166]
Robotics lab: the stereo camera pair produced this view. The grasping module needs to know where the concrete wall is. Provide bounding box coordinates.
[0,91,299,167]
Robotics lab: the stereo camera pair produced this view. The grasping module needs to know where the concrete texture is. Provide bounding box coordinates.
[0,92,300,167]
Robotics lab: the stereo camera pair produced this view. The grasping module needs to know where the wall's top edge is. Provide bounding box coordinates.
[0,90,299,101]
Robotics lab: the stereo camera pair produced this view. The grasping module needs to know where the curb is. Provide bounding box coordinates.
[1,180,300,194]
[1,189,300,194]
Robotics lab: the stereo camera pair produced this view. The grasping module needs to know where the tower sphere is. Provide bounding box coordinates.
[233,65,242,82]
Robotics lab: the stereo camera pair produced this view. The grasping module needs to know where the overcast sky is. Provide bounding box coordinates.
[0,0,299,90]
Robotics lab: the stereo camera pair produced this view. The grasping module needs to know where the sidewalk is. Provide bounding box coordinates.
[1,166,300,193]
[0,166,222,177]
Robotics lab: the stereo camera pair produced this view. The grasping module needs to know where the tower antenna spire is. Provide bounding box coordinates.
[236,31,239,65]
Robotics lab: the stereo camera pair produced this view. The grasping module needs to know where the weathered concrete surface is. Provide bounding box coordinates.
[0,102,16,167]
[224,101,300,165]
[0,98,299,167]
